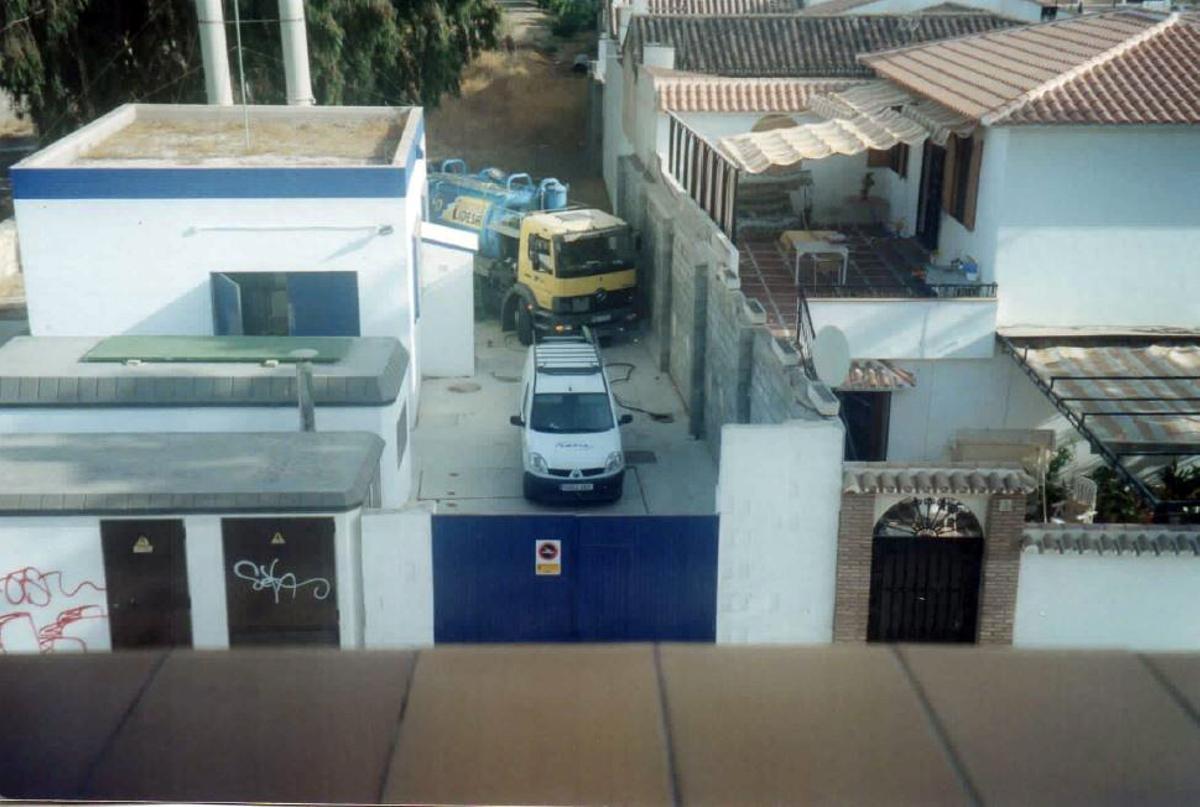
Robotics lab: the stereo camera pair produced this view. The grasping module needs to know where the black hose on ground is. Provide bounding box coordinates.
[605,362,675,422]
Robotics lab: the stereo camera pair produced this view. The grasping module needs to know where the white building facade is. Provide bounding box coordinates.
[11,103,428,417]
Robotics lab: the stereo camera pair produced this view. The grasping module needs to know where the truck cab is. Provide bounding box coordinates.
[505,209,638,344]
[511,333,633,503]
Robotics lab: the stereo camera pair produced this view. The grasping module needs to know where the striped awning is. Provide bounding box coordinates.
[1003,334,1200,454]
[718,81,975,174]
[838,360,916,392]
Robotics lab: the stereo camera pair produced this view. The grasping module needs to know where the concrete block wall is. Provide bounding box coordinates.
[668,220,704,429]
[616,155,647,232]
[749,330,814,425]
[701,275,758,459]
[642,188,676,373]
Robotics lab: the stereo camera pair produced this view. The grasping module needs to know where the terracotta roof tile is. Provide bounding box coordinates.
[646,68,865,111]
[645,0,800,12]
[625,14,1022,78]
[842,462,1038,495]
[1022,524,1200,556]
[862,10,1200,124]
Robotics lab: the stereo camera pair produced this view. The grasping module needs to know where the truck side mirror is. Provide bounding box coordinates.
[510,415,525,427]
[619,414,634,425]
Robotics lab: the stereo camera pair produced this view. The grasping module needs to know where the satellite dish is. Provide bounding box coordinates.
[811,325,851,387]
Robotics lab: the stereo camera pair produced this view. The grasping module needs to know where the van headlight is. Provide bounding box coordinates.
[529,452,548,474]
[605,451,624,473]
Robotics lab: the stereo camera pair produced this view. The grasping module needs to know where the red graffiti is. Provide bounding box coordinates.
[37,605,107,653]
[1,567,107,654]
[2,566,104,607]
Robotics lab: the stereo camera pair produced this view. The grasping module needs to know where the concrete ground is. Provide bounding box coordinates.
[413,321,717,514]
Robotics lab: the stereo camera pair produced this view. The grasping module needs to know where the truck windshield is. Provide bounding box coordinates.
[530,393,614,434]
[555,230,633,279]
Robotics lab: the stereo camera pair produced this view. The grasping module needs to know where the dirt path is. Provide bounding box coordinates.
[424,0,608,209]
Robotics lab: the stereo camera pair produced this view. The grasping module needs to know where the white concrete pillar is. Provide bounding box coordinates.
[716,419,845,643]
[278,0,315,105]
[195,0,234,105]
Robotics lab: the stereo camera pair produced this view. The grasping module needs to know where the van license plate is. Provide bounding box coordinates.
[592,314,612,323]
[561,483,594,492]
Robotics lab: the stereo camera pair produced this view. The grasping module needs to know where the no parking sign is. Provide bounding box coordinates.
[535,539,562,576]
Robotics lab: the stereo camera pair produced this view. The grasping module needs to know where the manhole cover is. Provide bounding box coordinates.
[491,372,521,384]
[625,450,658,465]
[447,382,482,393]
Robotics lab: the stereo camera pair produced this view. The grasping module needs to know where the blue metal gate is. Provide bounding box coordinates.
[432,515,718,643]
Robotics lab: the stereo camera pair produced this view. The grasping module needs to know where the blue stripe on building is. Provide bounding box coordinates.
[11,166,408,200]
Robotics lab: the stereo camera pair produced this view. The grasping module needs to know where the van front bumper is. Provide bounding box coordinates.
[523,470,625,502]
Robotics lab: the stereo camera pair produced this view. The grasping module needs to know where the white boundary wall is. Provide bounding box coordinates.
[0,511,361,654]
[361,506,435,647]
[716,418,845,643]
[418,222,476,378]
[1014,551,1200,651]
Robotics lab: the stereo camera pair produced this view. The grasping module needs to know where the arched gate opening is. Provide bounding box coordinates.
[867,496,984,643]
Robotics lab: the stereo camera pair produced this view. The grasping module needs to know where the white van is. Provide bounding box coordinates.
[511,333,632,502]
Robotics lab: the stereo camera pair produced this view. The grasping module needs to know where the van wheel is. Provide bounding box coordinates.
[516,306,534,346]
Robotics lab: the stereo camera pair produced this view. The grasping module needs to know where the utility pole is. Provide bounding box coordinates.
[278,0,315,105]
[195,0,234,105]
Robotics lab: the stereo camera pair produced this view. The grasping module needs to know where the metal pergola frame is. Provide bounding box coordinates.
[998,335,1200,522]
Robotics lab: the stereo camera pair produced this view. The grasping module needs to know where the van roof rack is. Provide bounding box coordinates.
[534,335,601,375]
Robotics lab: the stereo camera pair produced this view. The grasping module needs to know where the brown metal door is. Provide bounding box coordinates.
[101,520,192,649]
[222,517,339,647]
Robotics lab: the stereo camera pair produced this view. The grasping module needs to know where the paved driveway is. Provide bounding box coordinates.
[413,321,717,514]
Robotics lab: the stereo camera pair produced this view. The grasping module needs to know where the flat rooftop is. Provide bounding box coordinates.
[15,103,416,168]
[0,335,407,406]
[0,431,384,514]
[6,645,1200,802]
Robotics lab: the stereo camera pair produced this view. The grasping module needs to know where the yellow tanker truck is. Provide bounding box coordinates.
[427,160,637,345]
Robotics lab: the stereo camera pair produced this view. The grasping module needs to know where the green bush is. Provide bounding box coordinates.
[547,0,598,37]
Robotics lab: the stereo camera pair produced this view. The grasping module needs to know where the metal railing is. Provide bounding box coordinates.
[792,285,818,379]
[800,282,998,300]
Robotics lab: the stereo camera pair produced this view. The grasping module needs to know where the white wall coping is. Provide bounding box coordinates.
[1022,524,1200,557]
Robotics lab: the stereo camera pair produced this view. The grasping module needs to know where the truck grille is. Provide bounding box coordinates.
[547,467,606,477]
[554,288,634,314]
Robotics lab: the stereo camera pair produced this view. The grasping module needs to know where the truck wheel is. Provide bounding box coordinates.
[516,306,534,346]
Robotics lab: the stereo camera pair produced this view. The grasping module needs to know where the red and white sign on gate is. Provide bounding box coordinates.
[535,539,562,576]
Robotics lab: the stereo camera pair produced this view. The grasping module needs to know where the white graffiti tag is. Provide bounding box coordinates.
[233,559,332,604]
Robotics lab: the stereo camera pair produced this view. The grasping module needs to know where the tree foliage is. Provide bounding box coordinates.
[0,0,500,139]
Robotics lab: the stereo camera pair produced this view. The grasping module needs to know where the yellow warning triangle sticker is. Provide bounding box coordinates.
[271,532,286,545]
[133,536,153,554]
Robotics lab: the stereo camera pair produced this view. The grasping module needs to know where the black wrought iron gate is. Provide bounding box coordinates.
[866,534,983,643]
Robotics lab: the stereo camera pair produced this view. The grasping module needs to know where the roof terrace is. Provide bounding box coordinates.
[15,103,418,169]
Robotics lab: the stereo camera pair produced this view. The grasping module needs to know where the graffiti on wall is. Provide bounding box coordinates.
[0,566,107,653]
[233,558,331,604]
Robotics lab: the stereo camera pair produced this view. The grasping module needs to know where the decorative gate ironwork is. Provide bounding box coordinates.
[867,497,983,643]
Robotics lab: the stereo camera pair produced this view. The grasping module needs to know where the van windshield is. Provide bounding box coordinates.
[530,393,614,434]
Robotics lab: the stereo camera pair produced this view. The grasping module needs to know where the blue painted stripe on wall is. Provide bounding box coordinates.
[405,114,426,197]
[420,236,476,254]
[10,166,408,200]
